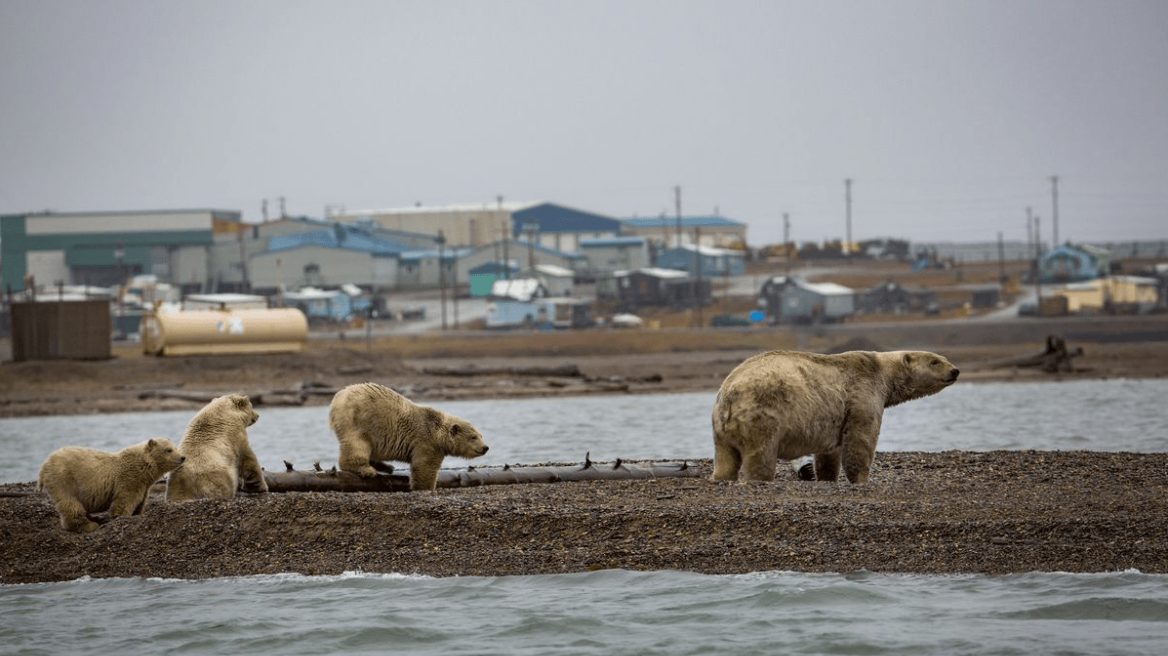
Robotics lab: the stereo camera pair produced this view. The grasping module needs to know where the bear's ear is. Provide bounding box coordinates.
[450,423,461,436]
[234,395,250,408]
[147,438,157,449]
[903,353,914,365]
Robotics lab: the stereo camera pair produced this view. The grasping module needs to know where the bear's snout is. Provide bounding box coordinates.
[948,368,960,382]
[479,445,489,454]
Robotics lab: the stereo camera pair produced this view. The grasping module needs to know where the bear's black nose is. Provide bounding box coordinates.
[949,369,960,381]
[481,446,489,453]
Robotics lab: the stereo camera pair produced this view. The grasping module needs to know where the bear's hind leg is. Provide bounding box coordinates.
[813,452,841,481]
[54,495,98,533]
[711,436,742,481]
[739,446,778,483]
[370,461,396,474]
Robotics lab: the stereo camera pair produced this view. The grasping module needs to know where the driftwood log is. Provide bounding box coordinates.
[420,363,584,377]
[137,381,341,406]
[262,456,700,493]
[994,334,1084,373]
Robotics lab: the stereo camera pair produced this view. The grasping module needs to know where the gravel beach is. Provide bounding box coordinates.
[4,451,1168,584]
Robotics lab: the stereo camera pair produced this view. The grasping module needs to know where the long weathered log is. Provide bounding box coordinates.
[991,334,1084,373]
[262,458,700,493]
[420,363,584,377]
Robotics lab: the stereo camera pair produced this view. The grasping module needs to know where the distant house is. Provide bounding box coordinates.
[579,236,650,278]
[758,276,855,324]
[1055,276,1160,314]
[484,278,591,329]
[455,240,584,284]
[1039,244,1110,283]
[467,261,519,297]
[514,264,575,296]
[656,244,746,277]
[282,287,369,323]
[856,281,937,314]
[614,268,711,309]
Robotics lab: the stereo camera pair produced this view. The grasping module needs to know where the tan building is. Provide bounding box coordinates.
[331,202,520,248]
[620,215,748,249]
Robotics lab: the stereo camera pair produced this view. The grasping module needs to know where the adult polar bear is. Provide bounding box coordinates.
[712,350,959,484]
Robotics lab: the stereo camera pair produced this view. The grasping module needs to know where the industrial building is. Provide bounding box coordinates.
[331,201,623,252]
[1,209,242,294]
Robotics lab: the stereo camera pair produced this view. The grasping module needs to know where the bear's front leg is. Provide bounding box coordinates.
[110,490,148,518]
[841,413,881,484]
[407,449,446,491]
[238,451,269,493]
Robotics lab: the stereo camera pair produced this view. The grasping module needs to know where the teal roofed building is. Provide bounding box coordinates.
[1038,244,1110,283]
[1,209,241,293]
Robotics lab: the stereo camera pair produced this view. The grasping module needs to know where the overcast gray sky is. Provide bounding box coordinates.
[1,0,1165,247]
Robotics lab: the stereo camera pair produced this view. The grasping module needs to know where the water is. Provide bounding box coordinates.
[4,379,1168,655]
[3,379,1167,483]
[2,570,1167,655]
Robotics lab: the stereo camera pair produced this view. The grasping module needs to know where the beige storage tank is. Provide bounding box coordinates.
[142,308,308,356]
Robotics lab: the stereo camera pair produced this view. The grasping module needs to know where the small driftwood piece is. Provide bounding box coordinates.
[420,363,584,378]
[994,334,1084,373]
[262,455,699,493]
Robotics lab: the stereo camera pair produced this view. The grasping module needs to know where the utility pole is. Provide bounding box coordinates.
[498,195,509,280]
[1051,175,1060,247]
[694,227,703,328]
[674,185,682,248]
[438,230,447,331]
[783,212,791,274]
[997,231,1006,283]
[844,178,853,258]
[1026,206,1033,255]
[1034,215,1042,316]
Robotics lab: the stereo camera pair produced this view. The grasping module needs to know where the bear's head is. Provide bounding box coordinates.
[222,394,259,426]
[145,437,186,473]
[446,417,490,460]
[887,351,960,406]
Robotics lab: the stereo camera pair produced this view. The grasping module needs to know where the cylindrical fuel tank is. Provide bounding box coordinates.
[142,308,308,356]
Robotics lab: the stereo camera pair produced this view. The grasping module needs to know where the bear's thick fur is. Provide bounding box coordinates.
[329,382,489,491]
[166,394,267,501]
[712,350,959,484]
[38,438,186,532]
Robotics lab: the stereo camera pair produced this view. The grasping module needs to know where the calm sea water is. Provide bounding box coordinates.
[3,378,1167,483]
[3,379,1168,655]
[2,569,1167,655]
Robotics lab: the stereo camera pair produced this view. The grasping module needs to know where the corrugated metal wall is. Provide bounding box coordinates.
[10,300,111,361]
